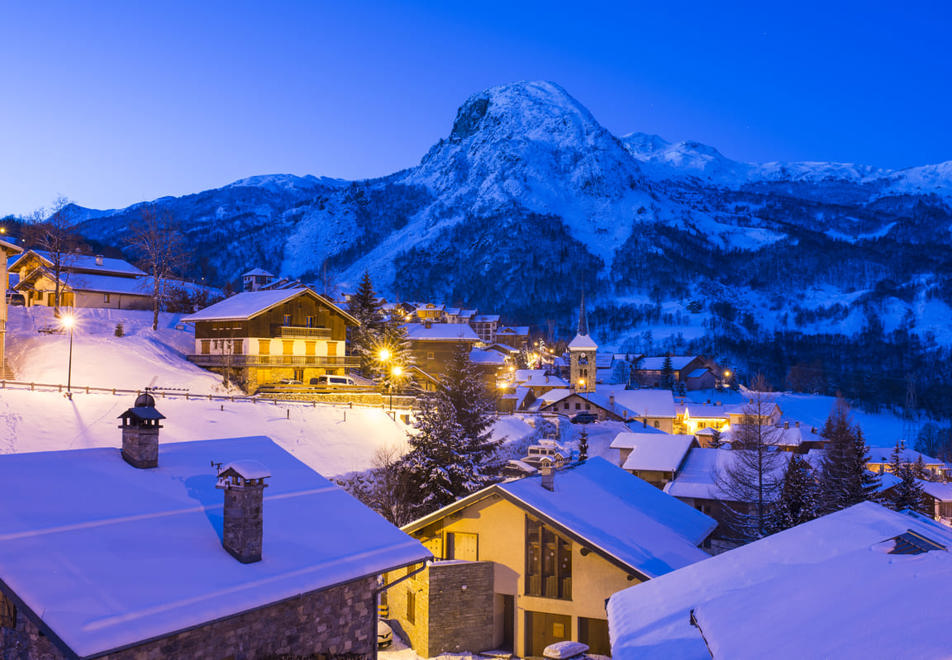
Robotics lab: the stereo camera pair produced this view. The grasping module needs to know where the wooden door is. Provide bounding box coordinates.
[501,595,514,651]
[525,611,571,657]
[446,532,478,560]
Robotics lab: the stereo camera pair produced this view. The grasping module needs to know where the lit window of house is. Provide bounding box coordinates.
[525,517,572,599]
[283,314,291,326]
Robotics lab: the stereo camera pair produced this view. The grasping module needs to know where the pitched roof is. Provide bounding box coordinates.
[11,249,145,277]
[182,287,358,325]
[405,457,715,580]
[241,268,274,277]
[471,314,499,323]
[636,356,700,371]
[469,347,508,365]
[867,446,943,465]
[590,388,678,419]
[402,322,480,342]
[0,436,429,658]
[664,448,791,501]
[567,333,598,350]
[0,238,23,255]
[607,502,952,659]
[612,434,696,473]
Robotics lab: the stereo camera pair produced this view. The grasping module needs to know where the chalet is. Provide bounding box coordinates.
[10,249,149,309]
[0,238,23,378]
[514,369,570,397]
[610,432,697,488]
[470,314,500,344]
[633,356,713,390]
[918,480,952,524]
[607,502,952,659]
[866,446,950,481]
[538,388,678,432]
[403,322,481,379]
[182,287,360,391]
[496,325,530,350]
[0,419,430,659]
[391,458,715,658]
[413,302,446,322]
[675,402,732,434]
[241,267,275,291]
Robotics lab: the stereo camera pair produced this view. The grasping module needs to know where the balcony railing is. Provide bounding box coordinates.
[187,354,359,368]
[279,325,332,339]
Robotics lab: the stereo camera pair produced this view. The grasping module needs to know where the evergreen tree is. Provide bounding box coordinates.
[347,272,386,376]
[770,454,819,532]
[400,343,501,517]
[818,398,879,513]
[374,320,414,387]
[708,427,724,449]
[661,354,675,390]
[578,427,589,461]
[888,441,927,513]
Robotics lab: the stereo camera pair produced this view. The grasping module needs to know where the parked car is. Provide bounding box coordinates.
[571,412,598,424]
[278,378,303,385]
[309,375,355,387]
[376,620,393,649]
[5,292,24,306]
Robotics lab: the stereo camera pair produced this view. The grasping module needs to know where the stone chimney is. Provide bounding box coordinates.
[95,254,104,266]
[796,421,800,428]
[424,320,432,329]
[609,394,615,408]
[784,421,790,429]
[540,464,555,491]
[117,392,165,469]
[216,460,270,563]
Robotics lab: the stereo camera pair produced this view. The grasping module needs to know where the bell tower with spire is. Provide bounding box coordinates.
[568,293,597,393]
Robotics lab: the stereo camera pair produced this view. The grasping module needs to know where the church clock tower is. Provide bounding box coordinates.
[568,294,597,393]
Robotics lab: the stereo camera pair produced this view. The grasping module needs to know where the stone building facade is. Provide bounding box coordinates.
[388,561,494,657]
[0,575,377,660]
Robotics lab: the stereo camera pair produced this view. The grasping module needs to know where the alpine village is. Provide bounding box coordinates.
[4,6,952,660]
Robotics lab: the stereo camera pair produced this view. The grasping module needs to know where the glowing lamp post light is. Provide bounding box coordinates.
[60,313,77,395]
[389,365,403,411]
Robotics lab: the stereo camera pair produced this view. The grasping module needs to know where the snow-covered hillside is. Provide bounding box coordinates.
[0,308,537,476]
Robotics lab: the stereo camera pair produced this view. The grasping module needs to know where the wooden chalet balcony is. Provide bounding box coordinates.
[187,354,359,368]
[278,325,332,339]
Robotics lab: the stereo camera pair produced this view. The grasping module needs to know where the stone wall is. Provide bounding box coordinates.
[1,575,377,660]
[389,561,495,657]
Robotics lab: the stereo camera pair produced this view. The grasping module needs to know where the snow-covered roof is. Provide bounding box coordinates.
[636,356,699,372]
[595,352,614,368]
[613,434,696,473]
[182,288,358,325]
[403,322,480,342]
[718,423,823,448]
[591,388,678,419]
[0,436,430,658]
[60,272,154,296]
[607,502,952,659]
[685,368,709,379]
[918,479,952,502]
[241,268,274,278]
[220,459,271,480]
[471,314,499,323]
[11,249,145,277]
[407,457,714,579]
[496,325,529,335]
[514,369,569,389]
[469,347,507,365]
[664,448,791,501]
[0,238,22,255]
[867,446,943,465]
[567,333,598,350]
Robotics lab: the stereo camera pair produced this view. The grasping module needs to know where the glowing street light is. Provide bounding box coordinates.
[378,347,392,363]
[60,313,77,395]
[388,365,404,411]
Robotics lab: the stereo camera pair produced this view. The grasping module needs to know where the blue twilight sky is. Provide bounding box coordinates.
[1,1,950,216]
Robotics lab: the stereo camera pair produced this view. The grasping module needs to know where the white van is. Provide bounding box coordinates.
[310,375,355,387]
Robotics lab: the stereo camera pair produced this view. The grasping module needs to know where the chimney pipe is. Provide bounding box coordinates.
[216,460,270,563]
[784,421,789,429]
[540,464,555,491]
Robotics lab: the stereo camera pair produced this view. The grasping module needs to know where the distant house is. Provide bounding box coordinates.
[538,388,678,432]
[0,428,430,659]
[496,325,529,350]
[470,314,500,343]
[513,369,570,397]
[918,480,952,524]
[610,432,697,488]
[241,267,275,291]
[0,238,23,378]
[403,321,481,380]
[633,356,712,389]
[392,458,715,658]
[866,446,950,481]
[607,502,952,659]
[10,249,149,309]
[413,302,446,322]
[183,287,360,391]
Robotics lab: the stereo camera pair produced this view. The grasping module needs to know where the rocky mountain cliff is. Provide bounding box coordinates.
[67,81,952,354]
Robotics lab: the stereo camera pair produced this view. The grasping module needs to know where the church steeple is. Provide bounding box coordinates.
[568,293,596,393]
[577,292,589,337]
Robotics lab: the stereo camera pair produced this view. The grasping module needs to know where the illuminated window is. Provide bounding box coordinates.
[525,517,572,599]
[283,314,291,326]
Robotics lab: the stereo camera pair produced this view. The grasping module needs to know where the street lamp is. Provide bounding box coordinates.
[60,313,76,395]
[378,348,392,363]
[389,365,403,411]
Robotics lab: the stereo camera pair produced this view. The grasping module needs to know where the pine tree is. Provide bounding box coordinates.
[347,272,386,376]
[578,427,589,461]
[818,398,879,513]
[708,427,723,449]
[400,343,501,517]
[661,354,675,390]
[889,440,927,513]
[770,454,819,532]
